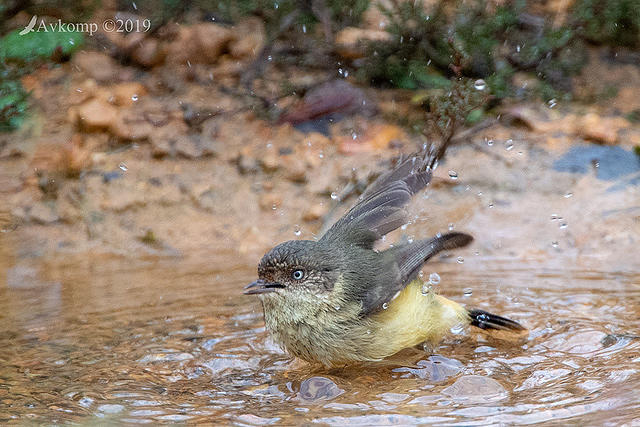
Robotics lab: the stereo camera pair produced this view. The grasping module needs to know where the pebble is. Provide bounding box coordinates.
[77,99,118,131]
[441,375,507,402]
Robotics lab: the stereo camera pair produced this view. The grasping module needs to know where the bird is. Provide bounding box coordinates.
[244,146,525,367]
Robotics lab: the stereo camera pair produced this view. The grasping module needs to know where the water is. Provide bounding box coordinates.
[1,241,639,424]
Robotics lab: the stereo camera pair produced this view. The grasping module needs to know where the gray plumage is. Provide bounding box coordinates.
[255,148,472,315]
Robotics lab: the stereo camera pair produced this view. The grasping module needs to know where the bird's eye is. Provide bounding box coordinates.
[292,270,305,280]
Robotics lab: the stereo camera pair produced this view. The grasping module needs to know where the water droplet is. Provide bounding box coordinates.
[401,224,408,231]
[267,55,273,61]
[271,204,277,210]
[131,94,139,101]
[474,79,487,91]
[330,192,338,200]
[457,256,464,264]
[78,397,94,408]
[119,162,128,171]
[421,283,431,295]
[450,324,465,335]
[407,236,414,243]
[448,223,454,231]
[382,303,389,310]
[448,170,458,180]
[564,192,573,198]
[366,329,371,335]
[488,203,494,208]
[463,288,473,297]
[559,222,568,229]
[294,225,302,236]
[550,213,559,220]
[505,139,514,151]
[429,272,441,285]
[486,138,494,146]
[547,98,557,108]
[551,241,559,248]
[334,305,341,311]
[302,24,307,33]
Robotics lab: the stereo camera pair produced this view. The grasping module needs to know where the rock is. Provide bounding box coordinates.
[339,123,405,154]
[279,80,374,125]
[173,134,202,158]
[168,24,234,65]
[335,27,392,59]
[110,110,154,140]
[229,18,265,59]
[441,375,507,402]
[298,377,344,402]
[212,56,245,77]
[149,122,214,158]
[259,193,282,211]
[73,51,119,83]
[261,150,280,172]
[302,203,327,222]
[28,202,59,224]
[574,113,627,145]
[76,99,118,131]
[31,134,92,178]
[112,82,147,107]
[131,37,166,67]
[283,156,308,182]
[237,146,260,174]
[195,23,234,63]
[68,79,99,106]
[56,185,83,223]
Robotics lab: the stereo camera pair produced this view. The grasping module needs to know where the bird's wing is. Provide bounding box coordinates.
[320,149,437,248]
[359,233,473,314]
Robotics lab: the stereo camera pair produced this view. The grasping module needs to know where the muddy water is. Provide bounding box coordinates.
[0,240,639,425]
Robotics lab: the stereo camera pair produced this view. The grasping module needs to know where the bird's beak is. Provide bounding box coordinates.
[243,279,284,295]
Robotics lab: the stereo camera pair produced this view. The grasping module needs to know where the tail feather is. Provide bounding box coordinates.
[468,309,525,331]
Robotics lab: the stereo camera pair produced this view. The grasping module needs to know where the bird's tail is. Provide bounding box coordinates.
[468,309,526,332]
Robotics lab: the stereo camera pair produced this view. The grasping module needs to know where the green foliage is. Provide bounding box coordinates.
[627,110,640,123]
[428,77,490,140]
[0,63,29,132]
[328,0,370,28]
[0,28,83,132]
[357,1,450,89]
[210,0,369,34]
[358,0,589,101]
[571,0,640,47]
[0,29,84,62]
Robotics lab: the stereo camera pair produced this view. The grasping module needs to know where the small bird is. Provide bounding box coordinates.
[245,147,525,367]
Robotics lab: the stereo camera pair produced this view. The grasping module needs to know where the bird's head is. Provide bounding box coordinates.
[244,240,340,306]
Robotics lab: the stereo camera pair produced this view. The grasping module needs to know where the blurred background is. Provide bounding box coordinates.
[0,0,639,424]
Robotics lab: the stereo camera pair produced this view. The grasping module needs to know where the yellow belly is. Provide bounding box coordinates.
[370,279,470,357]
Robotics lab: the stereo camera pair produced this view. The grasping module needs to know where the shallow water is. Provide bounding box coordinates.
[1,240,639,425]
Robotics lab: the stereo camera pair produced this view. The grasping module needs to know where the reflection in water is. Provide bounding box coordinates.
[0,241,639,424]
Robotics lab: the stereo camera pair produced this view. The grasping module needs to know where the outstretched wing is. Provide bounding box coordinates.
[358,232,473,314]
[320,148,438,248]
